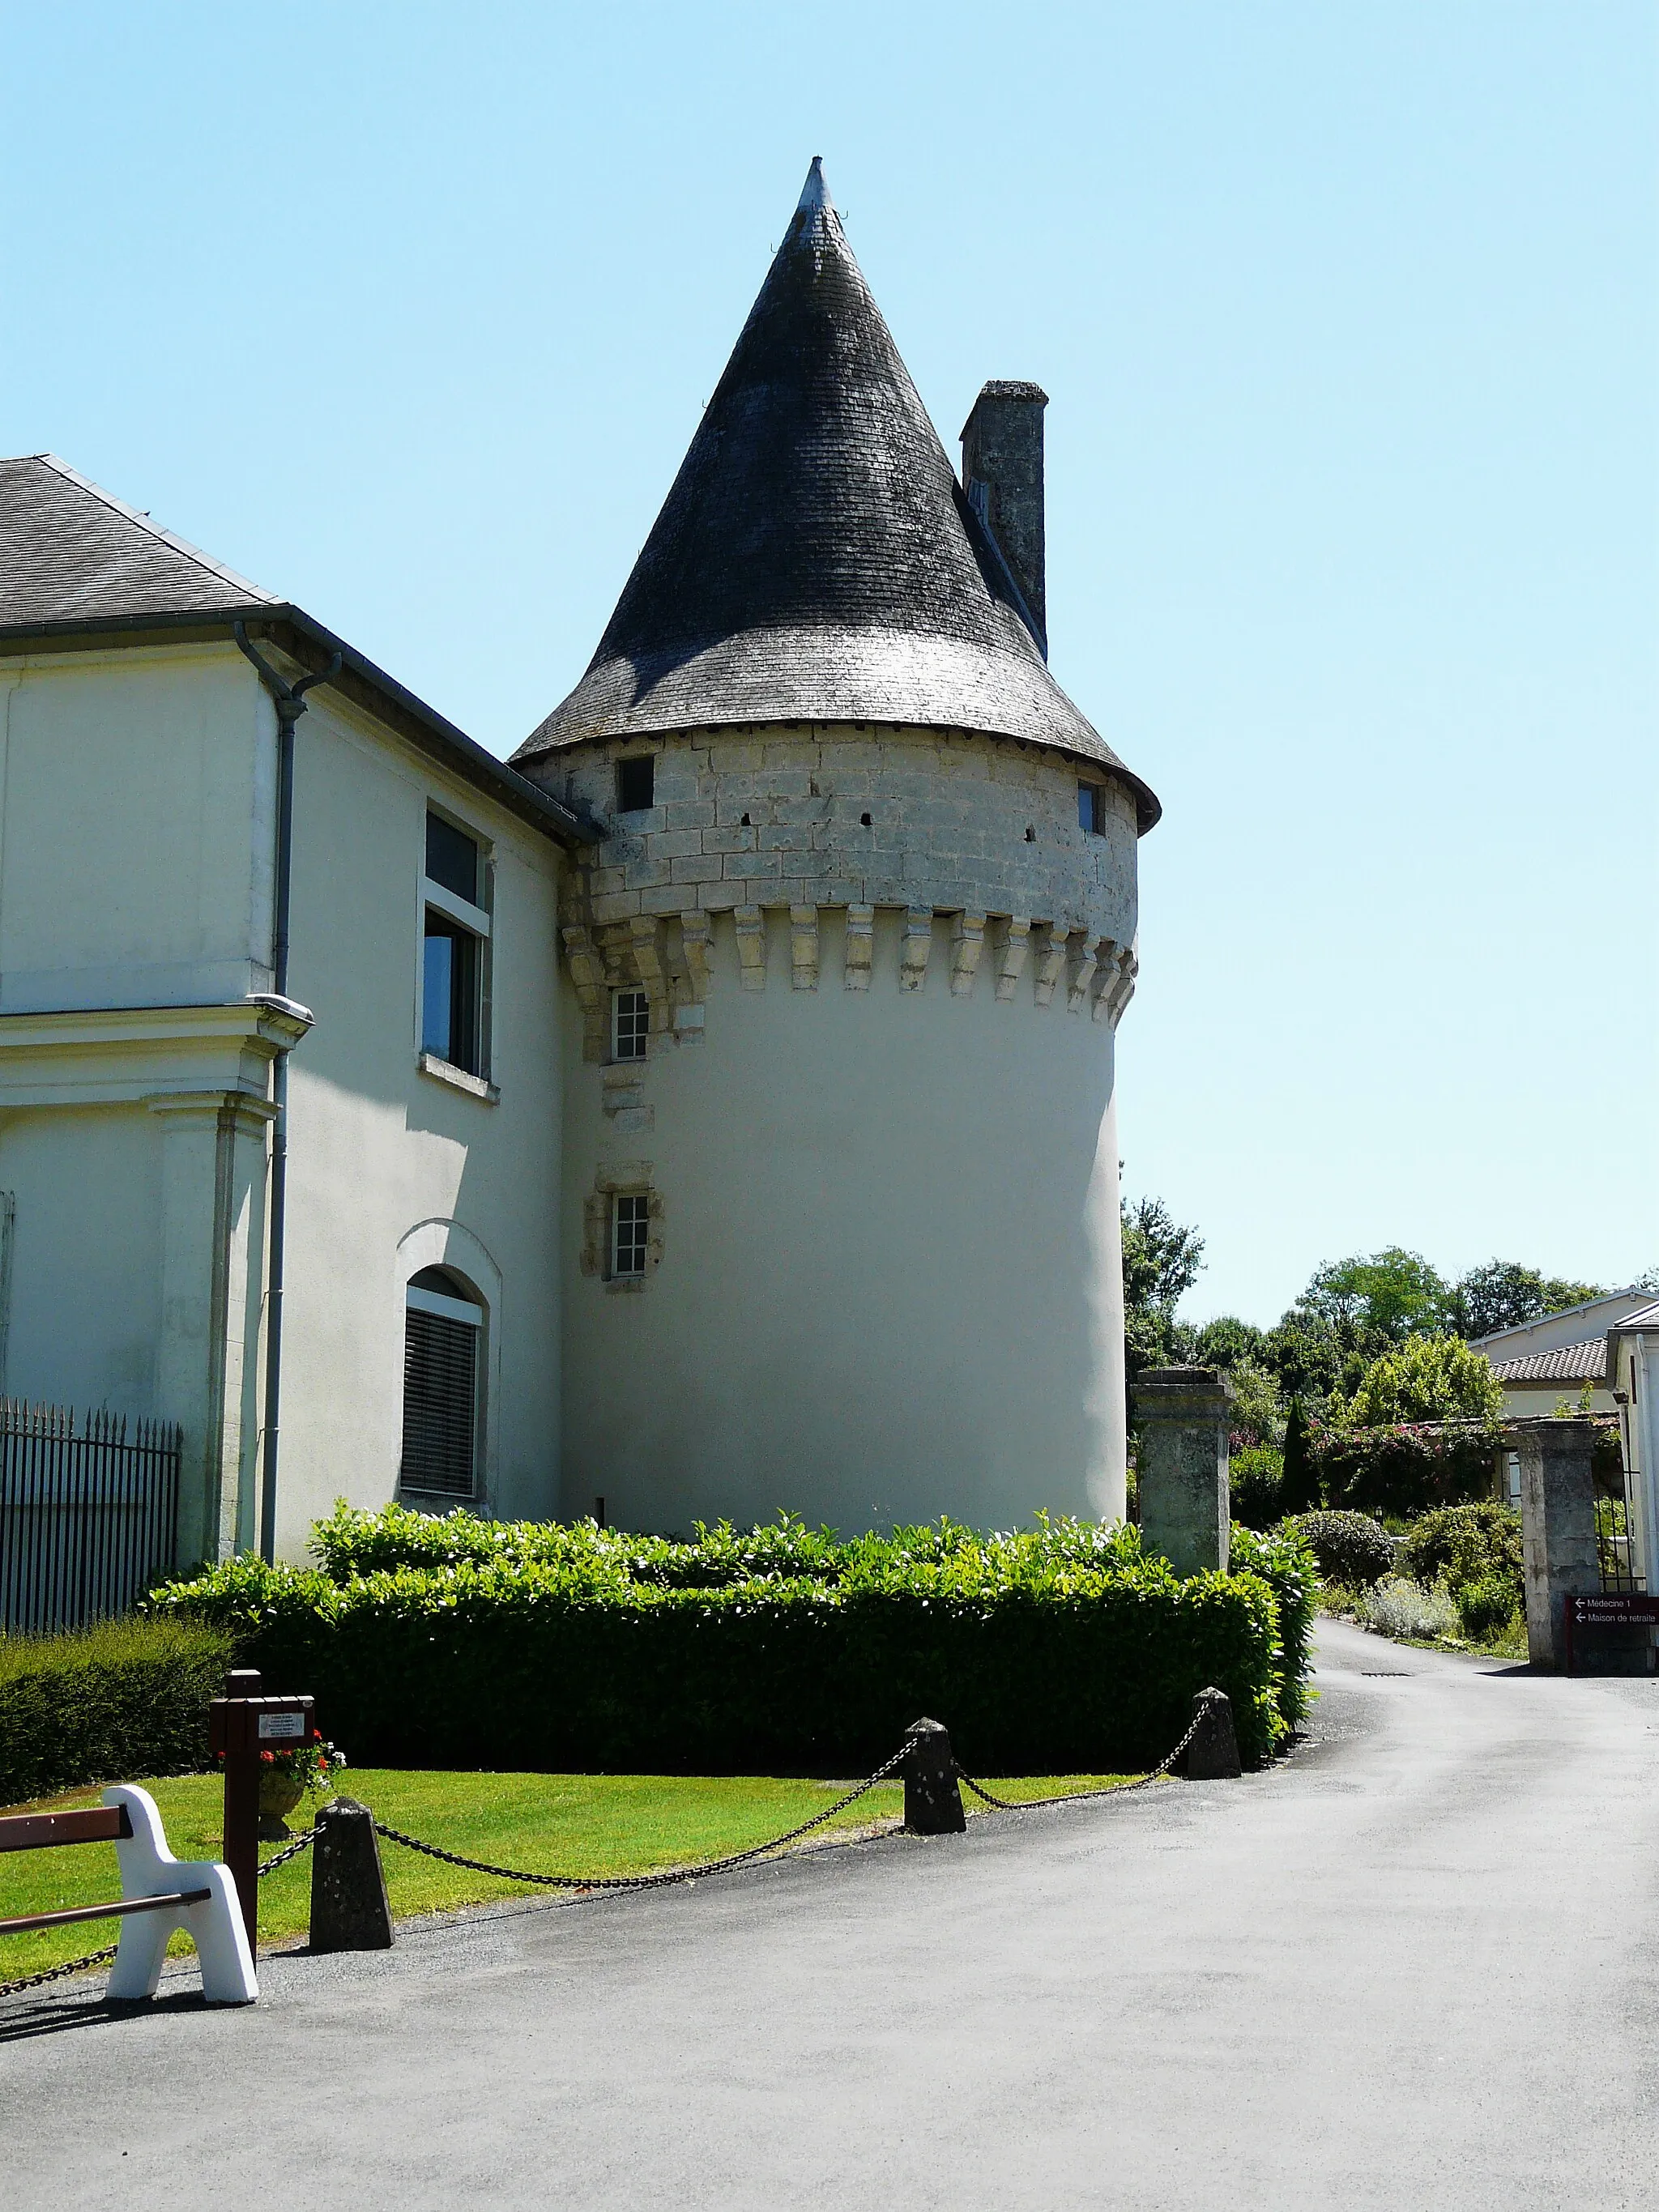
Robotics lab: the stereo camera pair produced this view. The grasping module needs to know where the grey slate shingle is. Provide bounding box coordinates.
[0,454,277,627]
[514,162,1159,833]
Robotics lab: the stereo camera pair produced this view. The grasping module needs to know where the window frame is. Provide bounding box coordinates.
[611,987,650,1063]
[611,1191,650,1281]
[1077,781,1107,837]
[418,808,493,1083]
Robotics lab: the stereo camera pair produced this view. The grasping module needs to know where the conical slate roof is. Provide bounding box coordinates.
[516,162,1158,831]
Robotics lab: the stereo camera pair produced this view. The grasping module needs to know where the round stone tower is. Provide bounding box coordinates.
[514,160,1160,1535]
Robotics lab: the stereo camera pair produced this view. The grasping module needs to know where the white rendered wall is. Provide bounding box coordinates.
[276,686,565,1554]
[0,648,274,1012]
[548,724,1141,1535]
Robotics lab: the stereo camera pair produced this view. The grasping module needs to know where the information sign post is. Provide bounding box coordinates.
[207,1669,315,1950]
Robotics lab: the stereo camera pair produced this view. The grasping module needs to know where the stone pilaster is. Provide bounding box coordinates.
[950,913,986,997]
[734,906,767,991]
[899,908,932,991]
[790,906,820,990]
[843,904,874,990]
[1516,1420,1601,1669]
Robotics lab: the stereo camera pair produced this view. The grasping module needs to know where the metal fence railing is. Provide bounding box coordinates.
[0,1400,181,1634]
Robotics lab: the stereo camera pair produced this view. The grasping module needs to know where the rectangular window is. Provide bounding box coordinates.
[1077,782,1105,835]
[616,755,655,812]
[421,812,488,1078]
[427,812,480,902]
[612,1193,650,1279]
[612,988,650,1062]
[423,918,480,1072]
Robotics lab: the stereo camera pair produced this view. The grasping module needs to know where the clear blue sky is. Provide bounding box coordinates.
[3,2,1653,1323]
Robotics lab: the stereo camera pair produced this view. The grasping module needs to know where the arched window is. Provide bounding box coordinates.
[400,1266,484,1498]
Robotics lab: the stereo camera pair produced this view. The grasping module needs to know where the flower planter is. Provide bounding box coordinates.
[258,1770,307,1839]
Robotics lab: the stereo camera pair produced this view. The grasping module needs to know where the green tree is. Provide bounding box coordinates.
[1192,1315,1269,1371]
[1448,1259,1607,1339]
[1296,1247,1452,1343]
[1259,1309,1390,1410]
[1345,1335,1503,1428]
[1279,1397,1321,1514]
[1120,1196,1203,1392]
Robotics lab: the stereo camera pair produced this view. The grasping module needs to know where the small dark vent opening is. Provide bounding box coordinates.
[860,812,872,827]
[616,756,655,812]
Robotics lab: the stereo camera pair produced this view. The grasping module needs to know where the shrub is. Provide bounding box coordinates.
[0,1616,232,1807]
[1279,1398,1321,1515]
[1229,1521,1316,1735]
[1286,1509,1396,1589]
[151,1507,1305,1772]
[1399,1502,1523,1607]
[1455,1576,1519,1643]
[1357,1577,1460,1642]
[1345,1336,1503,1427]
[1230,1447,1285,1530]
[1311,1421,1497,1519]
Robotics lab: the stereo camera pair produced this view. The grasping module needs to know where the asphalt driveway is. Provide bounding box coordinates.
[3,1619,1657,2210]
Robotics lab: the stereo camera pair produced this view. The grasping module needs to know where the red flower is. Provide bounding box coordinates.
[259,1750,274,1764]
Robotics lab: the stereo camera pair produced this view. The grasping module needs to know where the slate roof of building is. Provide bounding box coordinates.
[0,454,277,626]
[515,161,1159,833]
[0,454,590,845]
[1488,1340,1608,1385]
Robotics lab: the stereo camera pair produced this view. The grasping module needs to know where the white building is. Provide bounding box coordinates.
[0,164,1158,1563]
[1469,1290,1656,1422]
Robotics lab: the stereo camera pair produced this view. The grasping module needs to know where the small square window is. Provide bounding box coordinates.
[612,1193,650,1278]
[616,756,655,812]
[1077,782,1106,836]
[612,988,650,1062]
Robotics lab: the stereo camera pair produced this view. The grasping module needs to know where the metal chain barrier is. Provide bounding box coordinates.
[954,1690,1221,1813]
[257,1827,317,1877]
[2,1700,1219,2001]
[372,1742,915,1895]
[0,1941,121,2000]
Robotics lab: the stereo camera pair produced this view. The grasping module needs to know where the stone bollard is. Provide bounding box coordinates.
[1516,1419,1601,1670]
[309,1796,394,1952]
[903,1718,966,1834]
[1137,1368,1235,1577]
[1181,1688,1241,1780]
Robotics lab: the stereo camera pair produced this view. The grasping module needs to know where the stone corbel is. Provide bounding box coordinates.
[1106,947,1139,1023]
[1066,936,1100,1015]
[1033,927,1071,1008]
[899,907,933,992]
[1090,940,1124,1023]
[562,925,609,1062]
[994,917,1031,1004]
[734,906,768,991]
[949,913,986,998]
[680,910,712,1006]
[843,904,874,991]
[790,906,820,991]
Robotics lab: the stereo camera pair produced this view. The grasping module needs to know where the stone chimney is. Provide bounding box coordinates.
[960,381,1048,654]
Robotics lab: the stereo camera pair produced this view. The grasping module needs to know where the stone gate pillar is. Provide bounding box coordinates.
[1137,1368,1233,1577]
[1516,1419,1599,1669]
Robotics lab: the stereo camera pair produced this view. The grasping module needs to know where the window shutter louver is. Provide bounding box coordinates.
[400,1306,478,1496]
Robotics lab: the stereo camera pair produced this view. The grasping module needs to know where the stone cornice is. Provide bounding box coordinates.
[0,997,309,1109]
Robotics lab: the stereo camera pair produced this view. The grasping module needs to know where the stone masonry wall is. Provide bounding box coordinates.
[530,724,1142,1062]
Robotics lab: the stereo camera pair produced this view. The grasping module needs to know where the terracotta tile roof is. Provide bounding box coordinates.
[1489,1340,1607,1385]
[0,454,276,626]
[515,161,1159,832]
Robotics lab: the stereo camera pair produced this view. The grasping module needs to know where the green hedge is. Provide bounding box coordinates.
[0,1617,233,1807]
[151,1508,1314,1772]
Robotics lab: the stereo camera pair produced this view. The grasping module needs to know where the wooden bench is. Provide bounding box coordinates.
[1,1785,257,2003]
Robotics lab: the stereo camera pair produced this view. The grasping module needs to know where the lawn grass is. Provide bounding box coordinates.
[1,1766,1145,1985]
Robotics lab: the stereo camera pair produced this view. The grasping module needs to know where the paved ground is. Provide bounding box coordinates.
[3,1620,1657,2210]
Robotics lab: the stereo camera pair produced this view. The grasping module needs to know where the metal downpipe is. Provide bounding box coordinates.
[235,624,339,1564]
